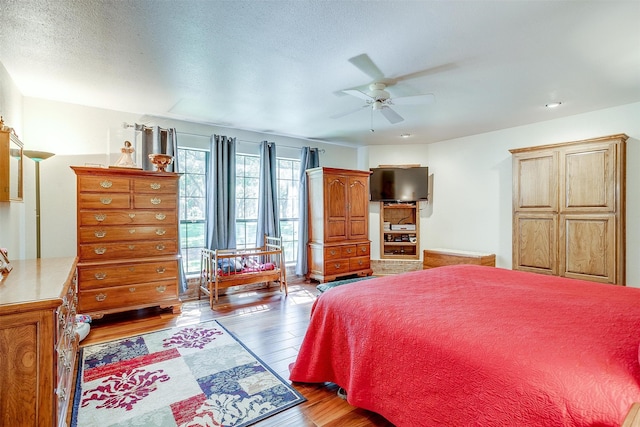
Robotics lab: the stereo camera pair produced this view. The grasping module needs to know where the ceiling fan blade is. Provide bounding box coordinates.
[330,104,369,119]
[391,93,436,106]
[380,107,404,124]
[348,54,385,80]
[343,89,373,101]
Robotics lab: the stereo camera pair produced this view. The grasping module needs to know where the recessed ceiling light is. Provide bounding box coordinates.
[400,133,411,138]
[545,102,563,108]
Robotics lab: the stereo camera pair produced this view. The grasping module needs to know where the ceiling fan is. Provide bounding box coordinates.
[332,54,436,124]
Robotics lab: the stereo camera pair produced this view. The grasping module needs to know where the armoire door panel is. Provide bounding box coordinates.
[561,144,615,212]
[513,213,557,275]
[347,176,369,240]
[560,214,616,283]
[513,151,558,211]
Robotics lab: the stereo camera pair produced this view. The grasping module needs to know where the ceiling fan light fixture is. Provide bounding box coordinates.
[372,100,383,110]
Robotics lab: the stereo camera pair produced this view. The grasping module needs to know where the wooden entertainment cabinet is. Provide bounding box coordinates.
[381,202,419,259]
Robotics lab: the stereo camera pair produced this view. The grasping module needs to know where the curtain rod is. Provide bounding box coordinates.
[122,122,325,153]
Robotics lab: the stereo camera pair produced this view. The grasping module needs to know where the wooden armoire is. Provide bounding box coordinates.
[510,134,627,285]
[306,167,373,282]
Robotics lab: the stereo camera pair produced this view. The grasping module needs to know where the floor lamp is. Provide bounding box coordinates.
[23,150,55,258]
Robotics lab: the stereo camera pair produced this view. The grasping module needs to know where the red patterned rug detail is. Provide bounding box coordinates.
[71,320,305,426]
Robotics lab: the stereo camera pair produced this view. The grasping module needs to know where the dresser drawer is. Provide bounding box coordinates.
[78,175,130,193]
[134,178,178,194]
[133,193,177,209]
[324,247,343,260]
[78,280,178,313]
[341,245,357,258]
[356,243,370,257]
[324,259,350,275]
[79,240,178,260]
[79,210,177,226]
[78,193,131,209]
[79,225,177,243]
[349,256,370,271]
[78,260,178,289]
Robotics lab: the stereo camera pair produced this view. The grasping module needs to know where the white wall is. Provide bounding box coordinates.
[361,101,640,287]
[0,63,27,259]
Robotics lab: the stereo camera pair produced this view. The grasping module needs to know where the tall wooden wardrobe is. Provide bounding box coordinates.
[306,167,373,282]
[510,134,627,285]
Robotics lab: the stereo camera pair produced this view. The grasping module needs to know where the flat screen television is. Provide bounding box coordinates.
[369,166,429,202]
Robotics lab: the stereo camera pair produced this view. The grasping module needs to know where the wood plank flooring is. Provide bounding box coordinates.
[74,279,394,426]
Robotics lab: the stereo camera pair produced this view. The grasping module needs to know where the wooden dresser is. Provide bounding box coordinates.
[0,257,78,427]
[71,167,181,318]
[306,167,373,282]
[423,249,496,269]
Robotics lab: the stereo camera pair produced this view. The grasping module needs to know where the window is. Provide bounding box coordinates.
[235,154,260,249]
[177,149,301,274]
[235,154,300,265]
[277,158,299,265]
[177,148,207,274]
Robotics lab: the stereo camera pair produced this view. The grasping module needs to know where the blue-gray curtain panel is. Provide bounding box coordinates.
[206,134,237,250]
[295,147,320,276]
[139,125,177,172]
[136,124,185,291]
[256,141,280,246]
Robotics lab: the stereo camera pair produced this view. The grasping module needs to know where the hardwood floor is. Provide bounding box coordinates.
[74,278,394,426]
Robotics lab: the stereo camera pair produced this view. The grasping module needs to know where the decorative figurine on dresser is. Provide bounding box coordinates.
[71,166,182,318]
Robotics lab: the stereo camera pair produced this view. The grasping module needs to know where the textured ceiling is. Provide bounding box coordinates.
[0,0,639,146]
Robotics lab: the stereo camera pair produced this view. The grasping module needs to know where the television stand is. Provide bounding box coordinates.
[380,202,419,260]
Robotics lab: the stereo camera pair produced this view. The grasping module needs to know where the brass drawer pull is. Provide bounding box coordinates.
[94,272,107,280]
[156,285,167,293]
[360,247,367,252]
[94,230,106,238]
[94,247,106,255]
[334,263,341,268]
[129,287,136,292]
[330,250,337,256]
[156,229,166,236]
[129,213,136,218]
[155,213,166,220]
[156,267,166,274]
[128,267,135,272]
[150,183,161,190]
[346,248,353,253]
[358,260,363,266]
[128,245,135,250]
[95,213,106,221]
[129,229,136,234]
[150,197,161,205]
[100,180,112,188]
[100,197,112,205]
[156,244,165,251]
[95,293,107,302]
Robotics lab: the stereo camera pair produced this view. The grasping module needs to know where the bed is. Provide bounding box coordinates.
[289,265,640,426]
[198,235,287,307]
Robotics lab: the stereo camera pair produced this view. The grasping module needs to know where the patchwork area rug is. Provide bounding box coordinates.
[71,320,305,427]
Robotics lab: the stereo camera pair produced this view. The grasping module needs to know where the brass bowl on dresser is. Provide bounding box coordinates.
[148,153,174,172]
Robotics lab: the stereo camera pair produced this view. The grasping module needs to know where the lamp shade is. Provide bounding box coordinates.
[24,150,55,162]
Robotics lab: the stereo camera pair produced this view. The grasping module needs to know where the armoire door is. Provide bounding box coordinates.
[323,173,348,242]
[347,175,369,240]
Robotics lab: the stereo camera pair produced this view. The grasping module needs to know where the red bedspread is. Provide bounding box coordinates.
[289,265,640,426]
